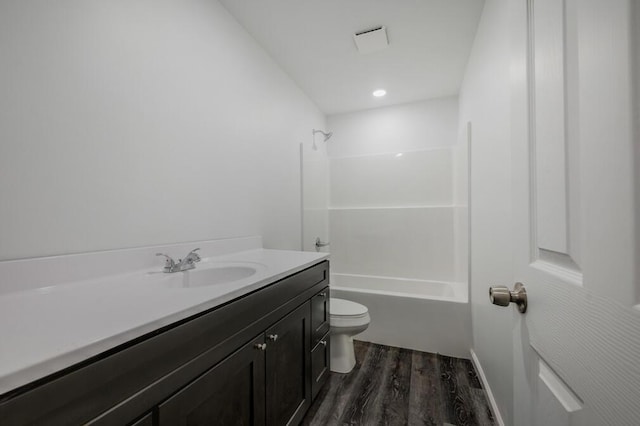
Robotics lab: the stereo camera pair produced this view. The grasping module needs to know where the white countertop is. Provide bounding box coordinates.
[0,247,328,396]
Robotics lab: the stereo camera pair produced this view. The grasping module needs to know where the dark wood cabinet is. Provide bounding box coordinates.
[265,303,311,426]
[158,334,266,426]
[0,261,330,426]
[310,331,330,401]
[129,412,154,426]
[310,287,330,347]
[159,302,316,426]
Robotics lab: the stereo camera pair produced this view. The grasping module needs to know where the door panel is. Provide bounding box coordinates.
[530,0,582,271]
[511,0,640,425]
[531,0,572,256]
[265,303,311,426]
[158,335,266,426]
[535,358,583,426]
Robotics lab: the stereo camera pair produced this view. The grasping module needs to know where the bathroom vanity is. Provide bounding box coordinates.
[0,239,330,425]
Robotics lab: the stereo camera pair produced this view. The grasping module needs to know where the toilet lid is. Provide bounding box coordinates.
[330,298,368,317]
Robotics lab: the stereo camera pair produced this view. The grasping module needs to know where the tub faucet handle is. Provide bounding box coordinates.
[315,237,330,251]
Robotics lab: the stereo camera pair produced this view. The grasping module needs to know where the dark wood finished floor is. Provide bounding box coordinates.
[302,341,495,426]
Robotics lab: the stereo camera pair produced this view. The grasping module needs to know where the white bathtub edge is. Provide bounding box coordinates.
[330,284,466,304]
[330,272,468,303]
[332,272,454,285]
[470,349,505,426]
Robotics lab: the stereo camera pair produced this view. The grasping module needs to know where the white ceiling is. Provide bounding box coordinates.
[219,0,485,115]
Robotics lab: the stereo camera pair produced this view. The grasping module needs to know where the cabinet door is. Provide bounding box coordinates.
[158,335,266,426]
[310,288,330,347]
[265,303,311,426]
[129,412,154,426]
[310,332,330,401]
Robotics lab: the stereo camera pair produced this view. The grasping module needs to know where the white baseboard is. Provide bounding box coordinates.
[470,349,505,426]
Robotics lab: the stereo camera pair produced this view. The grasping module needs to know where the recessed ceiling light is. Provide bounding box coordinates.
[373,89,386,97]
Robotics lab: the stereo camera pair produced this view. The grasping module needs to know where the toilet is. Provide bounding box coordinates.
[329,298,371,374]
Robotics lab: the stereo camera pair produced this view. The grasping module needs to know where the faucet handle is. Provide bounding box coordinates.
[186,248,201,263]
[156,253,176,272]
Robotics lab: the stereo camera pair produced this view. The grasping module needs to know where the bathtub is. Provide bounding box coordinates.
[330,273,471,358]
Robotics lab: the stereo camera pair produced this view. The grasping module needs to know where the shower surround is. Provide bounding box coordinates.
[326,97,470,357]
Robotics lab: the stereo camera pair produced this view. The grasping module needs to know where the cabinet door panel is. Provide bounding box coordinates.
[310,288,330,346]
[265,303,311,426]
[129,412,154,426]
[158,335,266,426]
[310,332,330,401]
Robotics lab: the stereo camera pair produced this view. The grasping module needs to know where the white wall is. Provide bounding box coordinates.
[458,0,514,424]
[327,97,459,158]
[330,205,455,281]
[327,98,466,285]
[0,0,325,261]
[330,149,453,208]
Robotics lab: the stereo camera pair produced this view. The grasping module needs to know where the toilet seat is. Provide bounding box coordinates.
[330,298,370,327]
[330,298,368,317]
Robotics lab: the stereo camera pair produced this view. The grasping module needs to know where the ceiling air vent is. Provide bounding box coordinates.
[353,26,388,54]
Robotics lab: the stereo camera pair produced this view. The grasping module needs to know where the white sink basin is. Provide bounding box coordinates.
[157,263,265,289]
[187,266,256,287]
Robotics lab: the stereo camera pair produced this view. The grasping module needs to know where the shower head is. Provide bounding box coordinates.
[312,129,333,142]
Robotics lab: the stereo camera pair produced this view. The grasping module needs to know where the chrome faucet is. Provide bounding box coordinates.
[156,248,201,273]
[180,248,201,270]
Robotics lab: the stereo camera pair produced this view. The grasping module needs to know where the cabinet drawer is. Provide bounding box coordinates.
[311,287,330,346]
[310,332,330,401]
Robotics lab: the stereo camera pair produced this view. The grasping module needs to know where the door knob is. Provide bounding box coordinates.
[489,282,527,313]
[254,343,267,351]
[268,334,278,342]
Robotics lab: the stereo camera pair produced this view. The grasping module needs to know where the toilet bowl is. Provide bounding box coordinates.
[330,298,370,374]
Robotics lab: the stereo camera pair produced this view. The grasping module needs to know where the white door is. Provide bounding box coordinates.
[508,0,640,425]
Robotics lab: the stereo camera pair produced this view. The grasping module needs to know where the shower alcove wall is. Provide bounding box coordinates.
[304,97,471,358]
